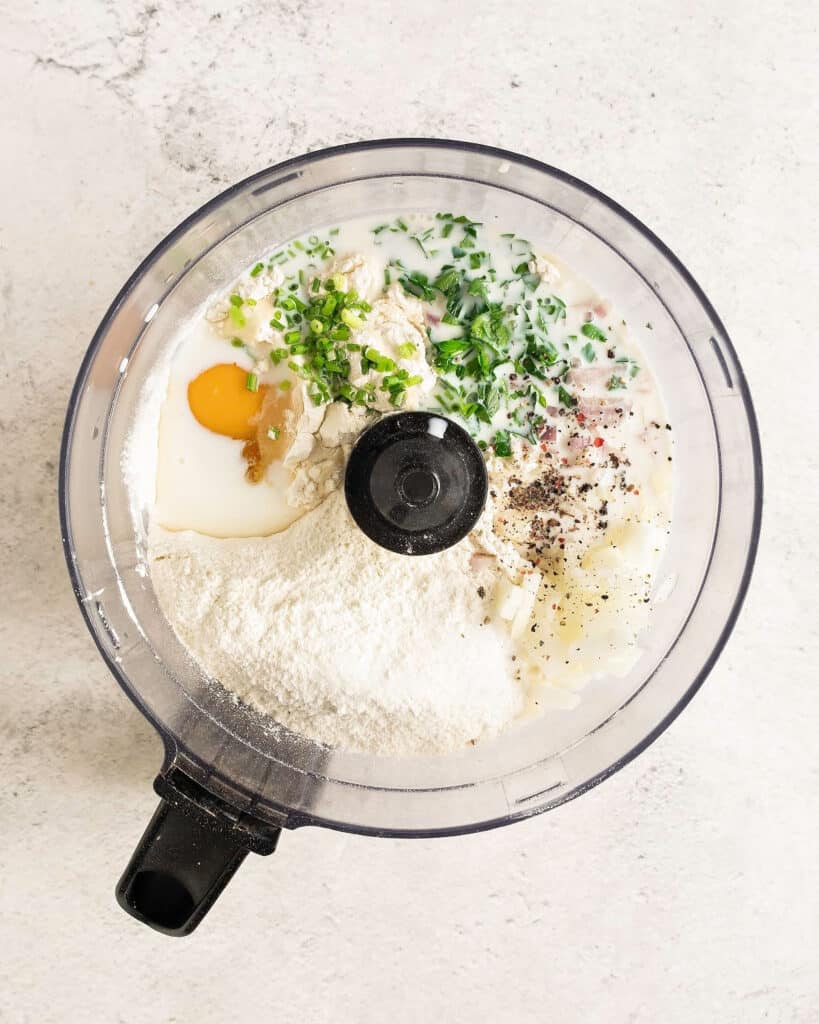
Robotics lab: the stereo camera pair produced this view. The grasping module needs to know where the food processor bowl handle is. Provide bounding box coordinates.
[116,769,280,936]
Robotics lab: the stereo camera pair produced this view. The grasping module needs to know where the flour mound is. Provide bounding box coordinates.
[150,490,523,755]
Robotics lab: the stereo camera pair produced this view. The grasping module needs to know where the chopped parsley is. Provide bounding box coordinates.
[557,384,575,408]
[581,322,607,342]
[493,429,512,457]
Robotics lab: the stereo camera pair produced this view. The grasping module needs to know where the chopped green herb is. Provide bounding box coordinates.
[229,294,244,308]
[581,322,607,342]
[395,268,437,302]
[364,347,396,373]
[606,375,627,391]
[267,425,281,441]
[397,342,416,359]
[341,308,365,330]
[581,342,596,362]
[493,430,512,457]
[246,372,259,393]
[250,262,264,278]
[557,384,575,407]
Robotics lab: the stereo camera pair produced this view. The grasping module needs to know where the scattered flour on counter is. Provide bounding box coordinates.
[150,490,524,755]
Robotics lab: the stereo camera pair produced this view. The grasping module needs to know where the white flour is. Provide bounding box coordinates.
[150,490,524,754]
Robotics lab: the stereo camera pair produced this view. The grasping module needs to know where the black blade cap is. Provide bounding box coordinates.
[344,412,488,556]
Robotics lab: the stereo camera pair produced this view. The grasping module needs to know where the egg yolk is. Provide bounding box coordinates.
[187,363,265,440]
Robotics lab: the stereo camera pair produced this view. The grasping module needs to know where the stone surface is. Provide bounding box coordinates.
[1,1,817,1021]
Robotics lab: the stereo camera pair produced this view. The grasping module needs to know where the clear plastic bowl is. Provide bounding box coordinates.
[59,139,762,933]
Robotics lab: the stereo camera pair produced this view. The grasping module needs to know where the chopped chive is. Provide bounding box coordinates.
[310,319,324,334]
[267,425,281,441]
[364,347,395,373]
[246,372,259,392]
[230,337,244,348]
[250,262,264,278]
[229,294,244,307]
[397,342,416,359]
[341,308,364,329]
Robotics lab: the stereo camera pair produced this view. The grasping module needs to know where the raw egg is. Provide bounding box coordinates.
[187,363,265,440]
[156,323,304,537]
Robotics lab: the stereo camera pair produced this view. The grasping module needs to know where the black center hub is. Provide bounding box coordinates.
[344,412,488,555]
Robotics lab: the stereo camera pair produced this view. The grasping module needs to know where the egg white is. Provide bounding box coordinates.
[155,320,302,538]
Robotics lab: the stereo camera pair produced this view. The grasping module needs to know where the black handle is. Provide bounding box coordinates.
[116,770,281,936]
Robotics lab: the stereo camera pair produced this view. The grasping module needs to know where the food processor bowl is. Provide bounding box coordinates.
[59,139,762,935]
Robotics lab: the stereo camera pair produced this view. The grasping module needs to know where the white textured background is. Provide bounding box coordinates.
[1,1,817,1021]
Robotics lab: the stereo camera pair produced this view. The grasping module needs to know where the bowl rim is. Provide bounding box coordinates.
[59,137,763,837]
